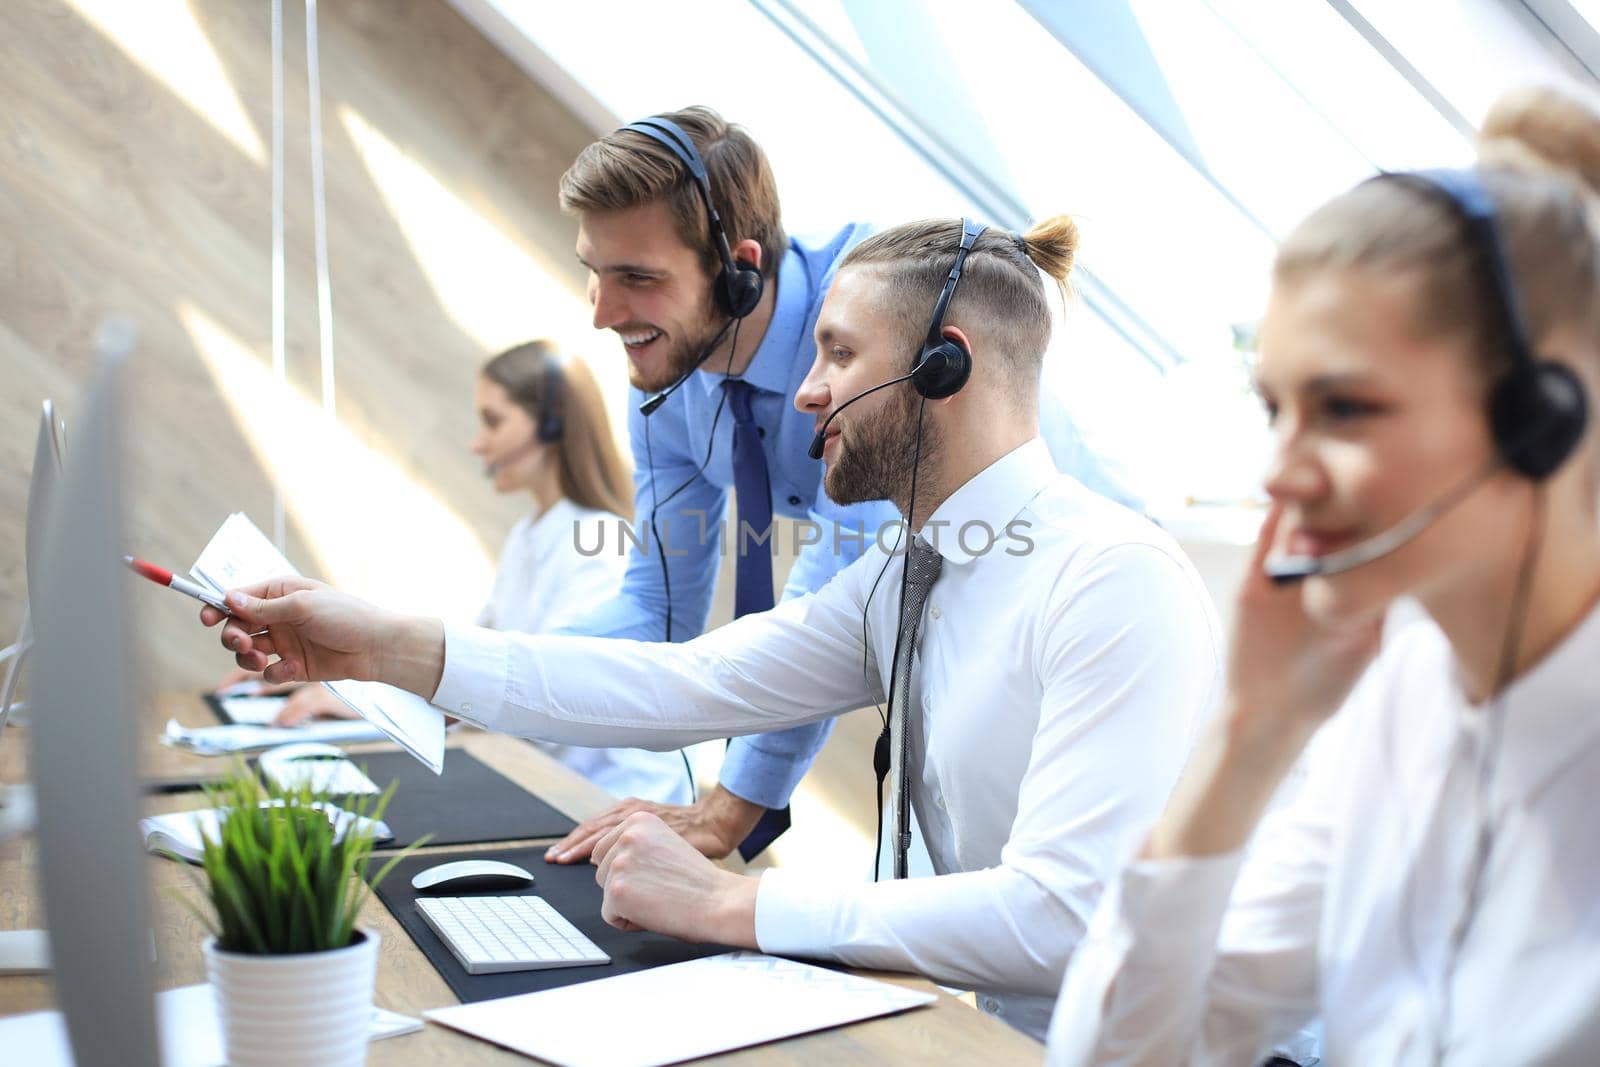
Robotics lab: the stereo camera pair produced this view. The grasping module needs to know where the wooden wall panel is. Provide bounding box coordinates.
[0,0,596,690]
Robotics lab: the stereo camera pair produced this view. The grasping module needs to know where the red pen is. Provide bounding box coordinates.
[123,556,232,615]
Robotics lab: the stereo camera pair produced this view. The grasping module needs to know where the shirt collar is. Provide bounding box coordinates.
[692,245,804,400]
[911,437,1057,567]
[1475,596,1600,804]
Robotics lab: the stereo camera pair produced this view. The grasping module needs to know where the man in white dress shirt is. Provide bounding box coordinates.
[205,216,1221,1038]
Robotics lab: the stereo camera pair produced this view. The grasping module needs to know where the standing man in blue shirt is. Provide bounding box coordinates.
[544,106,1139,864]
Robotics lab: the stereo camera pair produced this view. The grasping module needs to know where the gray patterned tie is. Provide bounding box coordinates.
[888,535,943,879]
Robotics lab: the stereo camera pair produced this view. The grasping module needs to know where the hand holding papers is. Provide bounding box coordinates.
[191,514,446,773]
[190,513,304,597]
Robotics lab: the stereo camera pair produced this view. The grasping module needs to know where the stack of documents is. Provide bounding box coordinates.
[189,513,445,773]
[163,717,386,755]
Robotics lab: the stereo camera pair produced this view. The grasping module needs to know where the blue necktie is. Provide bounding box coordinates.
[724,379,775,617]
[722,378,789,859]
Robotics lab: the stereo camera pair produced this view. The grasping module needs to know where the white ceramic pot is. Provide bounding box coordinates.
[204,929,379,1067]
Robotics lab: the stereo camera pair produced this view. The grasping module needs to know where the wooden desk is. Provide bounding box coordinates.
[0,692,1043,1064]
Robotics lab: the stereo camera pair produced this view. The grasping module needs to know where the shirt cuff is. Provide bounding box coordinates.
[752,867,839,959]
[718,722,832,810]
[431,623,512,731]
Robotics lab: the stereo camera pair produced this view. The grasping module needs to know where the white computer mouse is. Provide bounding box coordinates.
[411,859,536,894]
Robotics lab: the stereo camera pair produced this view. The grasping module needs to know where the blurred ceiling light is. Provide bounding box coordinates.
[65,0,266,166]
[177,299,494,620]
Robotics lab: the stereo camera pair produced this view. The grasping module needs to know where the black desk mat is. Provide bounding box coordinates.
[302,748,577,849]
[370,845,732,1003]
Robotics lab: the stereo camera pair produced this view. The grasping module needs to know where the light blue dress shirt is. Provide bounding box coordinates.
[559,222,1142,810]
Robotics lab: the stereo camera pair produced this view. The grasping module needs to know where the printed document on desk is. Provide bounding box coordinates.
[140,802,392,863]
[424,951,938,1067]
[163,717,388,754]
[191,512,445,773]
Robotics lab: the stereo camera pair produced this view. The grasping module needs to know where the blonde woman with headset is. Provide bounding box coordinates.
[1051,86,1600,1066]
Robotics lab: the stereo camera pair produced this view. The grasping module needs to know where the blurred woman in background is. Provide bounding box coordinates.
[232,341,692,803]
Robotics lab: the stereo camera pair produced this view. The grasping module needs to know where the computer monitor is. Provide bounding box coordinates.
[28,321,160,1065]
[0,398,65,736]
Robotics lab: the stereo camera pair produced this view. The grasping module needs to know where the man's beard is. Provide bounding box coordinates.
[627,312,731,393]
[824,386,941,508]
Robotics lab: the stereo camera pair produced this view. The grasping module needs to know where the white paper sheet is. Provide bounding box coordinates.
[424,952,937,1067]
[0,982,421,1065]
[322,679,445,775]
[189,513,445,773]
[258,744,382,796]
[189,512,300,598]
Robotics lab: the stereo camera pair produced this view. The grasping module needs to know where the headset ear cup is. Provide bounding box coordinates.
[538,356,565,443]
[1491,361,1588,479]
[911,340,972,400]
[717,262,764,319]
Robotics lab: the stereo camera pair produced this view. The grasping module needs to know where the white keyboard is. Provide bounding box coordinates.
[415,895,610,974]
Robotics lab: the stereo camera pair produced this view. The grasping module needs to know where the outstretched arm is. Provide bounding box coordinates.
[204,561,883,759]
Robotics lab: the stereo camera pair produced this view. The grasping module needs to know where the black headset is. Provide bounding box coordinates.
[622,116,764,320]
[807,217,1002,461]
[536,351,564,443]
[1397,168,1587,480]
[909,217,982,400]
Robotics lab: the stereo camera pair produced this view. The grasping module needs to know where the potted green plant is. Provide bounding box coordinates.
[183,769,417,1067]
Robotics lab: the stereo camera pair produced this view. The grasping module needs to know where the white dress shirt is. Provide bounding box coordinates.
[435,439,1221,1039]
[478,498,690,804]
[1049,599,1600,1066]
